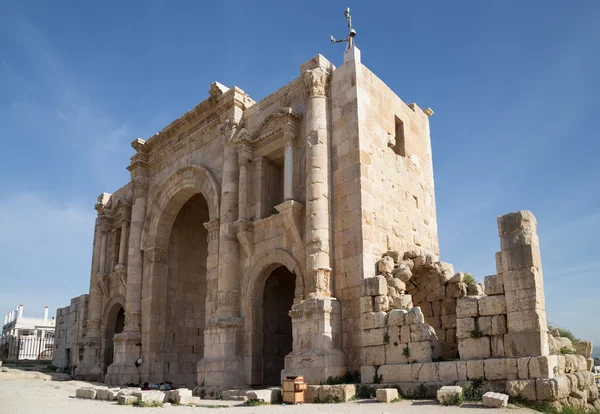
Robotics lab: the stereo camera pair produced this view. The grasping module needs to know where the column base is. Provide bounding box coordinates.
[283,297,347,384]
[197,316,245,387]
[105,331,142,386]
[74,335,103,382]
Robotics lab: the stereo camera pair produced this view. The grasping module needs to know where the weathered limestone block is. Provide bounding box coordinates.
[438,361,459,382]
[388,309,407,326]
[554,337,576,353]
[360,366,376,384]
[548,334,562,354]
[506,309,548,332]
[165,389,192,403]
[456,361,468,381]
[456,297,479,318]
[491,336,506,357]
[456,317,476,339]
[491,315,507,336]
[482,392,509,408]
[118,395,137,405]
[393,295,413,310]
[410,323,436,342]
[359,296,373,314]
[484,275,504,296]
[76,387,97,399]
[386,342,409,364]
[441,298,456,315]
[505,288,544,313]
[362,328,387,347]
[574,341,593,359]
[374,295,390,312]
[94,387,110,400]
[467,283,484,296]
[484,358,518,380]
[179,396,201,405]
[504,331,549,358]
[389,278,406,293]
[378,364,412,383]
[478,296,506,316]
[408,341,433,362]
[518,357,531,379]
[376,388,399,403]
[393,264,413,283]
[503,267,544,293]
[319,384,356,402]
[459,337,491,360]
[362,346,386,366]
[305,385,320,403]
[107,389,120,401]
[132,390,166,404]
[588,358,595,372]
[479,316,493,336]
[506,379,537,401]
[446,282,467,299]
[405,307,424,324]
[360,312,388,330]
[536,376,570,401]
[378,256,395,274]
[418,362,439,382]
[364,276,387,296]
[441,314,456,330]
[449,272,464,283]
[529,355,558,379]
[564,354,579,373]
[437,386,463,405]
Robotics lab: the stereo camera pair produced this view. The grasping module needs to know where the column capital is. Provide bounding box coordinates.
[127,138,149,197]
[237,143,253,165]
[218,118,239,145]
[303,67,330,98]
[203,219,220,240]
[283,131,296,146]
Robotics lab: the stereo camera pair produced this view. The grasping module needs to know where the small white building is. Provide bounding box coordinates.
[1,305,56,360]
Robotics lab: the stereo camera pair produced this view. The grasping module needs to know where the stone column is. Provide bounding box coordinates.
[283,132,295,201]
[237,143,252,221]
[98,230,108,275]
[198,123,245,388]
[499,210,549,357]
[106,138,148,386]
[74,212,105,381]
[118,222,128,265]
[282,61,346,384]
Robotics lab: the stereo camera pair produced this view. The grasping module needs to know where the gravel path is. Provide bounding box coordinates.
[0,370,535,414]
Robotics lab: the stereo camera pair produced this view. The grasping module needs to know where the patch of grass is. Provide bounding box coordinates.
[555,327,579,344]
[391,397,402,403]
[400,383,430,399]
[440,393,464,406]
[313,395,342,404]
[393,341,398,347]
[470,329,484,338]
[560,346,574,355]
[463,273,476,285]
[402,346,410,357]
[132,400,163,407]
[356,385,377,399]
[196,404,229,409]
[215,390,222,400]
[463,378,484,402]
[244,399,268,406]
[322,371,360,385]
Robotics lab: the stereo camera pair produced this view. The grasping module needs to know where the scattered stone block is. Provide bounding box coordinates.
[388,309,407,326]
[179,396,201,405]
[478,296,506,316]
[247,388,281,404]
[482,391,509,408]
[94,387,110,400]
[118,395,137,405]
[132,390,166,404]
[506,379,537,401]
[456,297,479,318]
[393,264,412,282]
[437,386,463,405]
[76,387,97,399]
[364,276,387,296]
[376,388,399,403]
[319,384,356,402]
[384,250,401,263]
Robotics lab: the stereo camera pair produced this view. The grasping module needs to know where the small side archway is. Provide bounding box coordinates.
[242,250,304,385]
[102,295,125,376]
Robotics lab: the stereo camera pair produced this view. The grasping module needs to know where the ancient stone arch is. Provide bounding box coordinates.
[102,294,126,376]
[242,249,304,385]
[141,165,220,251]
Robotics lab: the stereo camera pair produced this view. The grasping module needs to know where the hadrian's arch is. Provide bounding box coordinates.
[140,165,220,387]
[242,249,305,386]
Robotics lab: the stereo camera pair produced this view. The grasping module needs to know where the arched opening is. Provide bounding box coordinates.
[262,266,295,386]
[164,193,209,386]
[104,305,125,375]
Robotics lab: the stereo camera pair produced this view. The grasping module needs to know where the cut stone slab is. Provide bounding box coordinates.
[376,388,399,403]
[437,386,463,405]
[132,390,166,404]
[76,387,97,399]
[319,384,356,402]
[246,388,282,403]
[482,391,509,408]
[118,395,137,405]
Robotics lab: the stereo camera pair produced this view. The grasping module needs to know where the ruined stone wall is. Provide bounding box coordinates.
[52,294,89,371]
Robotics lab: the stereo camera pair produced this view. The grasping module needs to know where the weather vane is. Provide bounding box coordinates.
[330,8,356,50]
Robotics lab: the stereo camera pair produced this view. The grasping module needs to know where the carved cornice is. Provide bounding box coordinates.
[303,68,330,98]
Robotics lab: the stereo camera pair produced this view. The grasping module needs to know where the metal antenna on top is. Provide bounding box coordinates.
[330,8,356,50]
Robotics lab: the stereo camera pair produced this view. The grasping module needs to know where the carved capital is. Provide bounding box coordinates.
[203,219,220,241]
[219,119,238,144]
[283,131,296,147]
[303,68,330,98]
[237,143,253,166]
[218,290,240,311]
[123,311,141,333]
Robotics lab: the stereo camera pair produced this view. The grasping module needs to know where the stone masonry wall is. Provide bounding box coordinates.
[52,294,89,372]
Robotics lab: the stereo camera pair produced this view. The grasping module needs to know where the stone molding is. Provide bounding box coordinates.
[234,219,254,257]
[203,219,220,241]
[275,200,304,247]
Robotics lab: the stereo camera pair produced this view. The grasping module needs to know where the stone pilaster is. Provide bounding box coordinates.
[237,143,252,221]
[499,210,549,357]
[105,138,148,385]
[283,132,295,201]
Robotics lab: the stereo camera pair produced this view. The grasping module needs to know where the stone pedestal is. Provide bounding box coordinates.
[197,317,245,387]
[74,335,103,381]
[282,297,346,384]
[105,331,141,385]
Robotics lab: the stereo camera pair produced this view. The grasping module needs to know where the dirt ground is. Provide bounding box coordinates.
[0,367,535,414]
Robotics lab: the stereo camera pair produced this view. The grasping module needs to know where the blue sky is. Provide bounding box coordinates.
[1,1,598,348]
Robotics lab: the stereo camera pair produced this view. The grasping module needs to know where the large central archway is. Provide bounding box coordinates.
[164,193,209,386]
[262,266,295,386]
